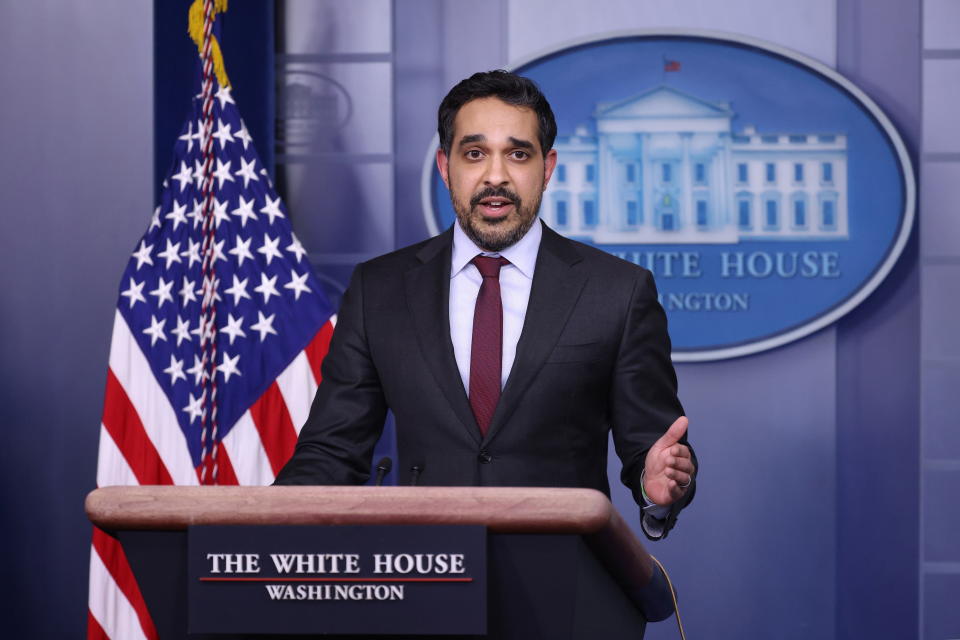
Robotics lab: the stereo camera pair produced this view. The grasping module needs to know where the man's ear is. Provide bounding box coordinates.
[436,148,450,188]
[542,148,558,189]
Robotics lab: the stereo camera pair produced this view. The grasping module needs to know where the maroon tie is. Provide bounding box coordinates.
[469,255,510,436]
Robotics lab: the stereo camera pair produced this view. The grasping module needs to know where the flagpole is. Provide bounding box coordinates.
[198,0,220,484]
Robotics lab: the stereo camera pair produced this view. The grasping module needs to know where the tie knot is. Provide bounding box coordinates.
[472,255,510,278]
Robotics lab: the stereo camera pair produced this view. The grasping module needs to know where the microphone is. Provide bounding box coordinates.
[374,457,392,486]
[409,462,425,486]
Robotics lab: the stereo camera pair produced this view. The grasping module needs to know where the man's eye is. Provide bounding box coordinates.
[510,150,529,160]
[465,150,483,159]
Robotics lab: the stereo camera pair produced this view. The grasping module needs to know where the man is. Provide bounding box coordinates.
[276,70,696,540]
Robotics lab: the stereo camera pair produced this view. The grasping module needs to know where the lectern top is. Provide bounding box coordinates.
[85,485,613,533]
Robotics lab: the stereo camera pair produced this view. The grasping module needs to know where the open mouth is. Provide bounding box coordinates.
[470,187,521,220]
[476,197,515,218]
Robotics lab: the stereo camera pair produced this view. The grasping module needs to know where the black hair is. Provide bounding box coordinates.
[437,69,557,157]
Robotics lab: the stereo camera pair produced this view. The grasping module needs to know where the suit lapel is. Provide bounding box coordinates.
[484,225,587,445]
[404,229,483,445]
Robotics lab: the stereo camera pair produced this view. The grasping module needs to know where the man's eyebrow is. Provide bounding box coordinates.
[508,137,535,150]
[457,134,485,147]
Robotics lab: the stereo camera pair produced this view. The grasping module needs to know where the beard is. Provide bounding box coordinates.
[451,185,543,253]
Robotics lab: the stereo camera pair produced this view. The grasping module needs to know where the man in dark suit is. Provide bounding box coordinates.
[276,70,696,539]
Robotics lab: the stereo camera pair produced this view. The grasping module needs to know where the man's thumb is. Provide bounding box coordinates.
[661,416,689,446]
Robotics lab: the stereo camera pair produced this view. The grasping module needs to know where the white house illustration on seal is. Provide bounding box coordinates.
[543,86,848,244]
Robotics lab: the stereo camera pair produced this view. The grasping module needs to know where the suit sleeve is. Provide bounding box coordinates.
[273,264,388,485]
[609,268,696,540]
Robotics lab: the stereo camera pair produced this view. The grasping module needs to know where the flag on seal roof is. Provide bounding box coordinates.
[87,2,335,637]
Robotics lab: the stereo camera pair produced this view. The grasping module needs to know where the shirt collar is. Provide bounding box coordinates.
[451,217,542,279]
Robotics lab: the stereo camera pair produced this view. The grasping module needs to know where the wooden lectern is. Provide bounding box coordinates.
[86,486,674,639]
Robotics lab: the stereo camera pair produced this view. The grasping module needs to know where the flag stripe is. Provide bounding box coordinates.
[304,318,335,387]
[87,610,109,640]
[89,531,154,640]
[96,424,139,487]
[275,351,317,436]
[102,370,175,486]
[221,410,275,485]
[217,444,240,484]
[248,382,298,475]
[108,312,199,484]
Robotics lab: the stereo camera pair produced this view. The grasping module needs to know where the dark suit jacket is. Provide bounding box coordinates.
[275,222,695,538]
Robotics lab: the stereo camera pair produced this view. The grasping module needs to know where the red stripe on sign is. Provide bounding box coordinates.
[87,609,109,640]
[304,320,334,385]
[195,443,240,485]
[92,528,159,640]
[101,369,174,486]
[200,576,473,582]
[248,383,298,475]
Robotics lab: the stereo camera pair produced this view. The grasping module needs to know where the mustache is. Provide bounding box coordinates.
[470,186,521,208]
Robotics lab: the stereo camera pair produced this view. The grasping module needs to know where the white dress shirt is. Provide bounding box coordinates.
[449,219,542,392]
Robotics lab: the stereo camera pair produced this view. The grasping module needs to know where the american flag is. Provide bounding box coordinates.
[86,52,335,639]
[663,57,681,72]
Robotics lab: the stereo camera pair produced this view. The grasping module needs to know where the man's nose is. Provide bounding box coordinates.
[483,154,509,186]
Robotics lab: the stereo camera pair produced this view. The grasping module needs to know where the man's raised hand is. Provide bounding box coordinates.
[642,416,694,506]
